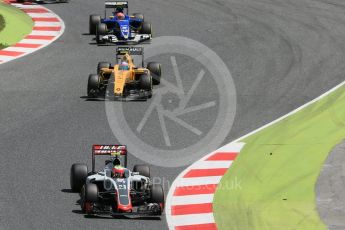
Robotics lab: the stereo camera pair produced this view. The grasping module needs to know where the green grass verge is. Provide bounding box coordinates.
[0,2,33,49]
[214,85,345,230]
[0,14,5,49]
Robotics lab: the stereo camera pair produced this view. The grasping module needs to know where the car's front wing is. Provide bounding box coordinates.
[99,34,151,45]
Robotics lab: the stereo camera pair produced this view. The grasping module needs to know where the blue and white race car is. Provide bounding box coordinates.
[89,1,152,44]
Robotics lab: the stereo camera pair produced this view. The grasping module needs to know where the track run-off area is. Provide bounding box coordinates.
[0,1,64,64]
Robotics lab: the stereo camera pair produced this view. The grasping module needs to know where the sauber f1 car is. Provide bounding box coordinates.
[70,145,165,217]
[89,1,152,44]
[87,47,161,101]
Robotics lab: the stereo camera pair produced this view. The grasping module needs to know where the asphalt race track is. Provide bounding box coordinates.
[2,0,345,229]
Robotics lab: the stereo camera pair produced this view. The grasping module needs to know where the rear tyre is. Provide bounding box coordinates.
[87,74,100,97]
[97,62,110,74]
[147,62,161,85]
[139,73,152,91]
[139,22,152,35]
[89,15,101,34]
[70,163,88,192]
[96,23,107,44]
[133,165,150,178]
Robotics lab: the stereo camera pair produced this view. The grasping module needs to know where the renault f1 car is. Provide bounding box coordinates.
[70,145,164,217]
[89,1,152,44]
[87,47,161,101]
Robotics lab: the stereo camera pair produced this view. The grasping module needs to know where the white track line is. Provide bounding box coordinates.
[18,39,52,44]
[4,47,37,52]
[178,176,222,187]
[26,13,57,18]
[191,160,232,169]
[231,82,345,143]
[171,194,214,205]
[30,30,61,36]
[170,213,215,226]
[34,22,62,27]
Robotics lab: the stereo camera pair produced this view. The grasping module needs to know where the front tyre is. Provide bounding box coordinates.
[95,23,107,44]
[87,74,100,97]
[149,184,165,214]
[139,22,152,36]
[139,73,152,91]
[80,184,98,213]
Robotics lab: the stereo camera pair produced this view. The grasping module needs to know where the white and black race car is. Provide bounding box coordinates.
[70,145,164,217]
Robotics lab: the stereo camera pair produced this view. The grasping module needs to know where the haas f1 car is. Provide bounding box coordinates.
[87,47,161,101]
[70,145,165,217]
[89,1,152,44]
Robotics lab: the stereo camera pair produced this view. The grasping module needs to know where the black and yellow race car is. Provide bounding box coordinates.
[87,47,161,101]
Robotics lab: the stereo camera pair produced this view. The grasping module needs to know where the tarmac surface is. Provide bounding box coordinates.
[2,0,345,229]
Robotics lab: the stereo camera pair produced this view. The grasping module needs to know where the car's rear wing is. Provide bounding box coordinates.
[116,47,144,66]
[92,145,127,171]
[116,47,143,55]
[105,1,128,9]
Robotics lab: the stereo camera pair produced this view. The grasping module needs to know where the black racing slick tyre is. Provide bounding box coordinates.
[96,23,107,44]
[80,184,98,213]
[139,73,152,91]
[149,184,165,212]
[147,62,161,85]
[87,74,100,97]
[139,22,152,35]
[70,163,88,192]
[133,165,150,178]
[84,183,98,202]
[89,15,101,35]
[97,62,110,74]
[132,13,144,21]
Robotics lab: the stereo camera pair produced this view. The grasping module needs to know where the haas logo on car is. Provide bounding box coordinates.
[121,25,129,39]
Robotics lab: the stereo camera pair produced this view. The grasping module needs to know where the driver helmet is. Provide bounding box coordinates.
[119,61,129,70]
[112,165,125,178]
[113,157,121,166]
[116,12,125,20]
